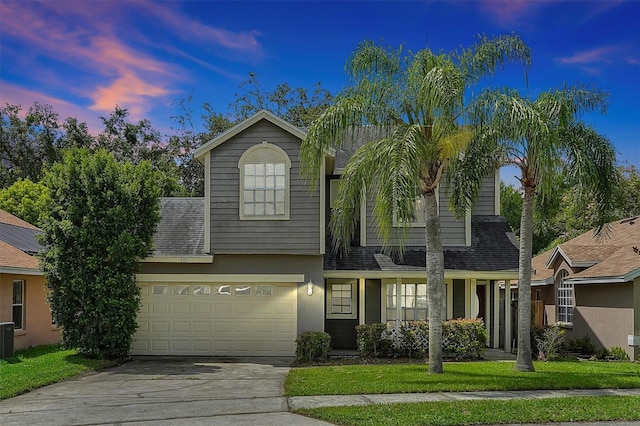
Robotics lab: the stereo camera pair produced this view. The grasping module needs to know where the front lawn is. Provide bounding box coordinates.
[285,360,640,396]
[0,345,115,400]
[296,396,640,426]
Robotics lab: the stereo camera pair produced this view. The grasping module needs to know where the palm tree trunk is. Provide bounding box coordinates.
[424,193,444,374]
[514,186,535,372]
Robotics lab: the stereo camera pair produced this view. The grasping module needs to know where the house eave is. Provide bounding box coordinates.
[566,267,640,285]
[323,269,519,280]
[0,266,43,276]
[545,246,597,269]
[194,110,306,162]
[141,255,214,264]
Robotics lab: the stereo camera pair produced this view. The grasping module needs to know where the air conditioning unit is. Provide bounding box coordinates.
[0,322,15,359]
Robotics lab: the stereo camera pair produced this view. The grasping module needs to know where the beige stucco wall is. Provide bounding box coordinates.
[0,273,60,350]
[569,282,634,359]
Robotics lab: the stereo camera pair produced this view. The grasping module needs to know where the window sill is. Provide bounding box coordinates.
[14,330,26,336]
[557,322,573,329]
[239,216,290,221]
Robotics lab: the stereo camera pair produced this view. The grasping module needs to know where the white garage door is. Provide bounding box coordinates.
[132,282,297,356]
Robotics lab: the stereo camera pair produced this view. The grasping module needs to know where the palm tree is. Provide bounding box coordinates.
[451,85,618,372]
[300,35,530,374]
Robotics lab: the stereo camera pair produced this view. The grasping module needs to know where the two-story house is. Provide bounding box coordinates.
[134,110,520,356]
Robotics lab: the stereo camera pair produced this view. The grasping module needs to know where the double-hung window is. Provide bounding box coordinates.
[385,282,428,321]
[326,280,357,319]
[239,142,291,220]
[13,280,24,330]
[556,270,573,325]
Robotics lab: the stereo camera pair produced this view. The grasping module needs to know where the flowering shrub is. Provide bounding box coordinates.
[443,318,488,360]
[356,318,487,360]
[398,321,429,358]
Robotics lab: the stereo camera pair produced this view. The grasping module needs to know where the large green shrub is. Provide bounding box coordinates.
[295,331,331,363]
[39,149,161,359]
[442,318,487,360]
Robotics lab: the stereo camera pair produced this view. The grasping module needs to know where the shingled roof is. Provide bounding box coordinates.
[151,198,206,256]
[324,216,519,273]
[532,216,640,284]
[0,210,42,271]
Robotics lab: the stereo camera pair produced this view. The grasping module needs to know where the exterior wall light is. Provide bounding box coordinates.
[307,280,314,296]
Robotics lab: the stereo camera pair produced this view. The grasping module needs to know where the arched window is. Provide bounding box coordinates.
[556,269,573,325]
[238,142,291,220]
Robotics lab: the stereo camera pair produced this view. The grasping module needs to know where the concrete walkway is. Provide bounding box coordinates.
[289,387,640,410]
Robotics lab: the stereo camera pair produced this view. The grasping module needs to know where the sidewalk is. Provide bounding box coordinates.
[288,387,640,410]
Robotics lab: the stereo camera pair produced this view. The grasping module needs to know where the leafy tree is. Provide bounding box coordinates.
[0,103,63,188]
[500,182,522,234]
[166,97,234,196]
[39,149,161,359]
[96,106,180,196]
[452,87,618,372]
[301,35,530,373]
[231,73,333,127]
[0,179,50,228]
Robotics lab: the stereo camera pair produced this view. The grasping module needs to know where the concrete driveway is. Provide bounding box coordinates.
[0,357,331,425]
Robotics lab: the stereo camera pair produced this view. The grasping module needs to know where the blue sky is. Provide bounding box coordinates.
[1,0,638,183]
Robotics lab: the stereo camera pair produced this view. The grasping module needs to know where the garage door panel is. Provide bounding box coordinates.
[194,321,211,332]
[134,282,297,356]
[214,303,232,314]
[172,303,191,314]
[172,322,190,332]
[193,303,211,314]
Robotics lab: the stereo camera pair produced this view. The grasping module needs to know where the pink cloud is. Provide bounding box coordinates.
[141,1,263,55]
[90,72,175,119]
[0,2,177,118]
[557,46,618,65]
[476,0,547,26]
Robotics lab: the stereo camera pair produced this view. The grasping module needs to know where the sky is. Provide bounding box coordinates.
[1,0,639,185]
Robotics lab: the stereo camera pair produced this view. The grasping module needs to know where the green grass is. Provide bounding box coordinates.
[285,360,640,396]
[0,344,115,400]
[295,396,640,426]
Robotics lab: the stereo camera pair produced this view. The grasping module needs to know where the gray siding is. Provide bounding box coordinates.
[472,173,497,216]
[208,119,320,254]
[365,178,466,247]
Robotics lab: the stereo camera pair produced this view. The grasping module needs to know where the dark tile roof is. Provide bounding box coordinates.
[0,222,42,255]
[324,216,519,273]
[334,127,390,173]
[152,198,205,256]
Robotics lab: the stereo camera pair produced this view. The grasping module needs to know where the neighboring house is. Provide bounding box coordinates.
[532,217,640,360]
[0,210,60,351]
[135,110,520,356]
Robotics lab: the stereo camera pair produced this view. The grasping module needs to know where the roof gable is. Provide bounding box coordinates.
[194,110,306,161]
[533,216,640,284]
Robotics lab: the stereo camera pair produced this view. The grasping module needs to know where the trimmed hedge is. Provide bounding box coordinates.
[295,331,331,363]
[356,318,487,360]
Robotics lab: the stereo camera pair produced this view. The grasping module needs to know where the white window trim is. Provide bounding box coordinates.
[326,279,357,319]
[556,269,573,326]
[12,279,25,330]
[238,142,291,220]
[382,278,428,322]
